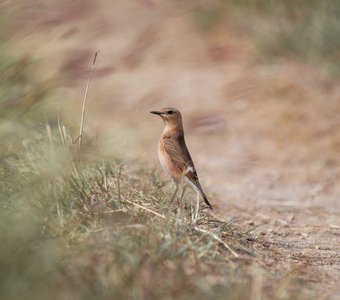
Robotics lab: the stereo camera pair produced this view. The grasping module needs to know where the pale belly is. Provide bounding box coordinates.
[158,146,172,177]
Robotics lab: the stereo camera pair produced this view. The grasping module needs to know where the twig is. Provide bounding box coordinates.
[78,51,99,150]
[73,135,81,144]
[126,200,166,219]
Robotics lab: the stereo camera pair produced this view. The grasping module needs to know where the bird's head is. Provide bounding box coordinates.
[150,108,182,127]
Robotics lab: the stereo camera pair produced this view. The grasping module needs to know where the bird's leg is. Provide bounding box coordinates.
[169,183,179,206]
[178,171,188,207]
[193,191,200,224]
[179,186,186,202]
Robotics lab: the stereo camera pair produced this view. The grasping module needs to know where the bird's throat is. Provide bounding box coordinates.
[163,121,184,136]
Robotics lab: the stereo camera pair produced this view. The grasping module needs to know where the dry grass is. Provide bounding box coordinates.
[0,126,319,300]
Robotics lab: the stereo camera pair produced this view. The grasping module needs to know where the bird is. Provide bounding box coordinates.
[150,107,213,212]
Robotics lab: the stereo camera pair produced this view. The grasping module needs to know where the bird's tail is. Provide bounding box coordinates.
[183,175,213,209]
[199,190,213,210]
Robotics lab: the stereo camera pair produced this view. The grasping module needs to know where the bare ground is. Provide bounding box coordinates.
[8,0,340,297]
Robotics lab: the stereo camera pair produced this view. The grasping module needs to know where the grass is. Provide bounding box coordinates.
[192,0,340,75]
[0,126,318,300]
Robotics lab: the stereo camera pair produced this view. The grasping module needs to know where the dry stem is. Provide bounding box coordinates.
[78,51,99,150]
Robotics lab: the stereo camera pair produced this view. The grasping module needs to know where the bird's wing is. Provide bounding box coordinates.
[162,134,201,188]
[162,134,213,209]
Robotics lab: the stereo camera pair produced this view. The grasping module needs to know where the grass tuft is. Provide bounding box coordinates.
[0,126,317,299]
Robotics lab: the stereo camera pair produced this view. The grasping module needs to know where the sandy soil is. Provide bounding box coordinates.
[8,0,340,297]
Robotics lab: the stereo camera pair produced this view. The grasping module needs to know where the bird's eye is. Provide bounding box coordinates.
[168,110,173,115]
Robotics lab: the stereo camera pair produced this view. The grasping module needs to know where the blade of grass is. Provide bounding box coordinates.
[78,51,99,150]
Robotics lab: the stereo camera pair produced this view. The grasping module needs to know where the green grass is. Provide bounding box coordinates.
[192,0,340,75]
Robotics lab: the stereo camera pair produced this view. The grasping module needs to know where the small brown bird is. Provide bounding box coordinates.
[150,108,213,210]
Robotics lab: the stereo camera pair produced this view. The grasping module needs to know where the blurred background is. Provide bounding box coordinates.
[3,0,339,214]
[1,0,340,298]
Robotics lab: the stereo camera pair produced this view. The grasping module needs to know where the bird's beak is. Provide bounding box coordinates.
[150,111,162,115]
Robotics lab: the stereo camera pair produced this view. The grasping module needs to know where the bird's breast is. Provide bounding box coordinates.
[158,140,172,177]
